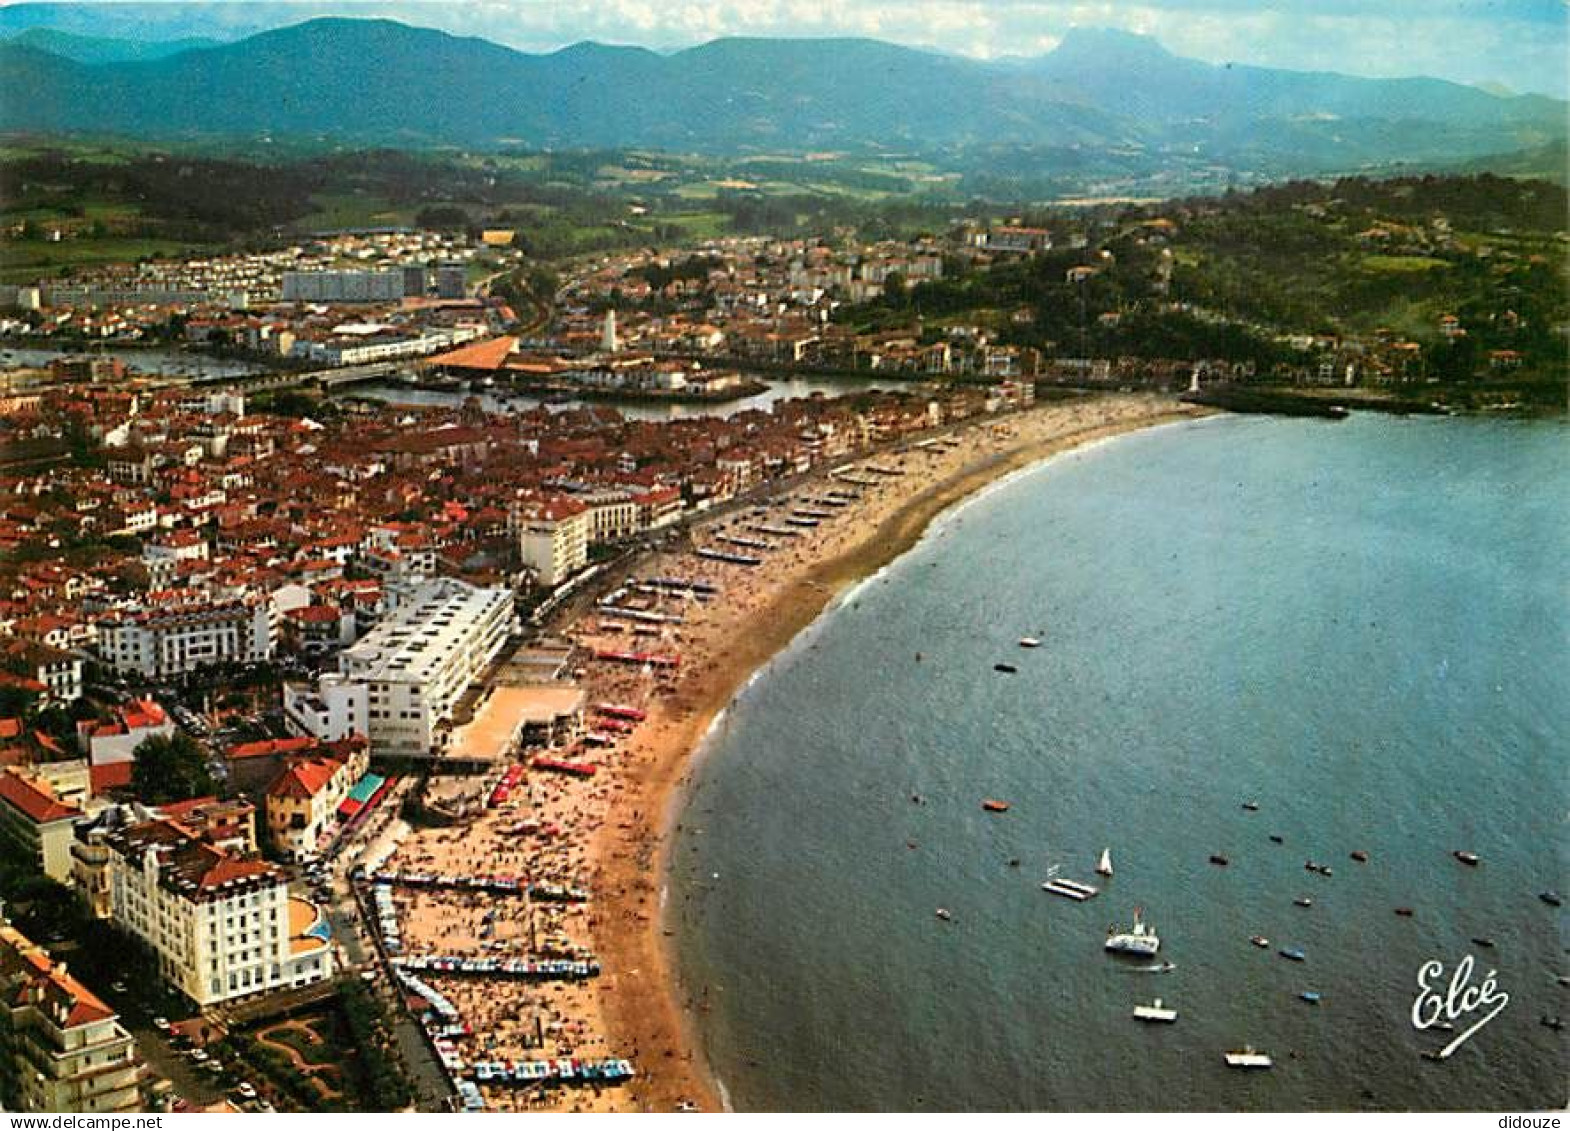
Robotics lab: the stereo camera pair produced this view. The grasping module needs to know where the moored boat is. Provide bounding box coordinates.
[1541,891,1563,907]
[1224,1047,1273,1069]
[1042,878,1099,901]
[1294,897,1313,908]
[1351,850,1369,863]
[1279,946,1306,962]
[993,662,1018,674]
[1096,848,1114,877]
[1106,907,1160,955]
[1018,637,1042,648]
[1299,991,1322,1003]
[1133,998,1178,1023]
[1209,854,1229,866]
[1250,935,1270,948]
[1453,850,1480,866]
[982,799,1011,813]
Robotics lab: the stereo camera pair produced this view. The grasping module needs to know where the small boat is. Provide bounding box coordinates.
[1096,848,1114,877]
[1294,897,1313,908]
[1224,1047,1273,1069]
[1471,937,1496,949]
[1351,850,1369,863]
[1018,637,1042,648]
[1209,854,1229,866]
[1541,891,1563,907]
[935,908,952,922]
[993,663,1018,674]
[1106,907,1160,955]
[1453,851,1480,866]
[1250,935,1270,948]
[1042,878,1099,901]
[1133,998,1178,1023]
[1268,834,1285,844]
[1395,907,1415,917]
[982,799,1011,813]
[1542,1016,1564,1032]
[1241,801,1259,812]
[1279,947,1306,962]
[1299,991,1322,1004]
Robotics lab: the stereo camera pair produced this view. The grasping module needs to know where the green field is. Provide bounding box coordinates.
[1360,254,1451,273]
[295,192,419,232]
[0,236,218,282]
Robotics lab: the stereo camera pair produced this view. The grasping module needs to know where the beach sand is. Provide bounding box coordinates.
[576,394,1213,1112]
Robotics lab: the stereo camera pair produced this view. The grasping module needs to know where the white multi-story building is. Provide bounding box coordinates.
[83,818,333,1008]
[286,579,511,756]
[512,495,590,587]
[0,920,144,1113]
[579,491,643,546]
[94,597,274,679]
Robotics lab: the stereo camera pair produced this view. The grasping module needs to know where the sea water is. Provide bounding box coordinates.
[669,412,1568,1111]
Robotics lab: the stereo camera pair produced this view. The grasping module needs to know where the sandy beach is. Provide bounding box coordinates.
[574,393,1212,1112]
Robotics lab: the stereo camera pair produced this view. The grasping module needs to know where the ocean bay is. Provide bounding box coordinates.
[670,412,1569,1112]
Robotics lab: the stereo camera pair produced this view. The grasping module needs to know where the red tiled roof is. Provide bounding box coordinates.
[424,335,517,372]
[268,757,341,801]
[89,761,134,795]
[228,736,319,761]
[0,770,82,824]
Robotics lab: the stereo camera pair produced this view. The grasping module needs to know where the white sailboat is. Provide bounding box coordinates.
[1097,848,1113,877]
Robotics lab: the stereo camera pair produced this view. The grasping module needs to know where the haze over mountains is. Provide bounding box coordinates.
[1,17,1563,176]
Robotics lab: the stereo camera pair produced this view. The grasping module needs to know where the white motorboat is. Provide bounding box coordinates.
[1133,998,1178,1023]
[1018,637,1042,648]
[1224,1047,1273,1069]
[1106,907,1160,955]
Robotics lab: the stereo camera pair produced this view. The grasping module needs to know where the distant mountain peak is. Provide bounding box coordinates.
[1050,26,1175,62]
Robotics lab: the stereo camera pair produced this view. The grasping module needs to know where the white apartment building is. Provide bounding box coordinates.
[512,495,590,587]
[580,491,643,545]
[85,819,332,1008]
[282,675,368,744]
[0,921,144,1113]
[95,597,274,679]
[288,579,512,756]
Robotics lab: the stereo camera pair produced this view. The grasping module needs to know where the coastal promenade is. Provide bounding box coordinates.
[372,394,1209,1111]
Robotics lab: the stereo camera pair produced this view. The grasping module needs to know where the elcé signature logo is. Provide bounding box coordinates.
[1412,954,1509,1059]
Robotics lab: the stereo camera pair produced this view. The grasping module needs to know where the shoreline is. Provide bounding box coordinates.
[585,394,1214,1112]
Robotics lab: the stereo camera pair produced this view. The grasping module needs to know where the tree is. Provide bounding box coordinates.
[131,732,215,804]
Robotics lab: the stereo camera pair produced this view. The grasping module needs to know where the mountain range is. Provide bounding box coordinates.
[0,18,1563,172]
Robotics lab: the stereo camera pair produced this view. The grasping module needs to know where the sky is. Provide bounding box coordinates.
[3,1,1567,96]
